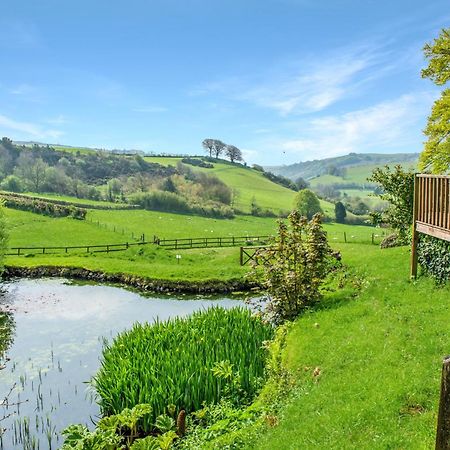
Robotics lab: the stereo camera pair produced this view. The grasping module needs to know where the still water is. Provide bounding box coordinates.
[0,278,242,449]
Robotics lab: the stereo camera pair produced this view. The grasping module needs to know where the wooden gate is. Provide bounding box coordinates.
[411,174,450,277]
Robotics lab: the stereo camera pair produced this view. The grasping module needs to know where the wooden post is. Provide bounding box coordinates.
[411,175,420,278]
[344,232,347,243]
[240,247,243,266]
[371,233,374,245]
[436,356,450,449]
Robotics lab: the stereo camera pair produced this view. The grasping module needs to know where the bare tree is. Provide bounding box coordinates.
[225,145,243,163]
[202,139,215,157]
[212,139,226,159]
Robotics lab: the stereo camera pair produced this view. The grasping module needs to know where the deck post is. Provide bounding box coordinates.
[411,174,419,278]
[436,356,450,450]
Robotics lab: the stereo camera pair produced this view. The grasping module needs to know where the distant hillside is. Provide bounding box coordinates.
[267,152,419,181]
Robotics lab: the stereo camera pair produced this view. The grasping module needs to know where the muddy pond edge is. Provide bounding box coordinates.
[1,265,260,294]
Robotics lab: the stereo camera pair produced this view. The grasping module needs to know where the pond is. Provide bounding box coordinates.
[0,278,243,449]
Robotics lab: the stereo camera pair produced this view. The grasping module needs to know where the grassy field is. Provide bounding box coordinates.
[250,244,450,449]
[4,206,386,280]
[4,208,125,248]
[309,161,417,188]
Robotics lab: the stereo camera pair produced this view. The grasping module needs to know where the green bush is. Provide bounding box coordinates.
[93,307,273,433]
[249,212,334,324]
[129,191,234,218]
[418,234,450,283]
[129,191,191,213]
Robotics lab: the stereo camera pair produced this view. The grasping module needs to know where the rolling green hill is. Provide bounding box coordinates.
[268,152,419,182]
[144,156,314,215]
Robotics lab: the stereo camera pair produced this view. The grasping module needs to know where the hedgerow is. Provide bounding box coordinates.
[0,193,86,219]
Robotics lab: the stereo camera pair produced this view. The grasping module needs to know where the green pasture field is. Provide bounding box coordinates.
[4,208,124,248]
[87,208,380,243]
[309,161,417,188]
[5,245,247,281]
[4,206,385,280]
[250,244,450,449]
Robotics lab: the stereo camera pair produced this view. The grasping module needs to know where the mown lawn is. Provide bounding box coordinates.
[252,244,450,449]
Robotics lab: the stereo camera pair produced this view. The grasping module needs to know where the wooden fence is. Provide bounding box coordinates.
[240,246,275,266]
[6,241,149,256]
[411,174,450,277]
[153,235,272,250]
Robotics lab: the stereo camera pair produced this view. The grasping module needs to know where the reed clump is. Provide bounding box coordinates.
[93,306,273,432]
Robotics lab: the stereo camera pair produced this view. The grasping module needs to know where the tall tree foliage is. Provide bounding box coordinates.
[368,165,414,243]
[334,201,347,223]
[420,28,450,174]
[293,189,323,219]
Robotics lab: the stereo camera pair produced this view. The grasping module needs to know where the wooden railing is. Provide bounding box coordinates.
[6,241,148,256]
[411,174,450,277]
[154,235,272,250]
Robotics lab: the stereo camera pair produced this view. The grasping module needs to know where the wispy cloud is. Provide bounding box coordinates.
[278,92,435,160]
[0,114,64,141]
[242,48,379,115]
[190,43,399,116]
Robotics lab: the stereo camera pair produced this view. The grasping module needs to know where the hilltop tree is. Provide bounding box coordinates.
[225,145,243,163]
[420,28,450,173]
[293,189,323,219]
[335,201,347,223]
[202,139,215,157]
[212,140,226,159]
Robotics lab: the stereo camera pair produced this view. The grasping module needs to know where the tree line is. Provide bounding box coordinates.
[201,139,243,163]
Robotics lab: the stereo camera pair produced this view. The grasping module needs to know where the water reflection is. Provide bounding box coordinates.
[0,278,242,449]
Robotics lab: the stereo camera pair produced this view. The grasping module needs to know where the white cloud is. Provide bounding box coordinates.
[190,43,392,116]
[243,54,373,115]
[278,92,435,160]
[0,114,64,141]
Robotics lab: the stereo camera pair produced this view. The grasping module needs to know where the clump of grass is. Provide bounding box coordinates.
[93,307,273,432]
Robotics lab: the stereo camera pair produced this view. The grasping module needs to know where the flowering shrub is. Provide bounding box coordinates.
[249,211,334,324]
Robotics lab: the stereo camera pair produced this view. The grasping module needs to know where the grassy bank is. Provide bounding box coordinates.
[249,244,450,449]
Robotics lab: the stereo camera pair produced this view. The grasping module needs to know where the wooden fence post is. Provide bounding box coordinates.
[411,174,420,278]
[436,356,450,449]
[371,233,374,245]
[344,232,347,243]
[240,247,243,266]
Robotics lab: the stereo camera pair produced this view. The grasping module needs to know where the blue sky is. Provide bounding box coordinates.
[0,0,448,165]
